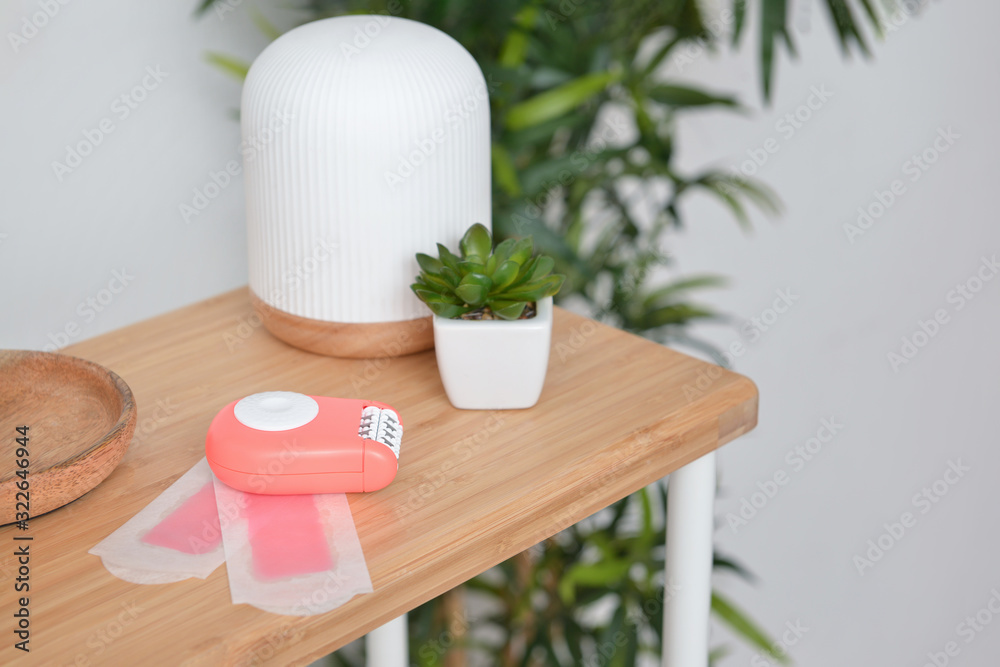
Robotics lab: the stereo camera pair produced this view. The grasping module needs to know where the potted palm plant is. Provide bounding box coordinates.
[411,223,564,410]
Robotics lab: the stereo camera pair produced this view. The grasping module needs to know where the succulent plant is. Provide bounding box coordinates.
[411,223,565,320]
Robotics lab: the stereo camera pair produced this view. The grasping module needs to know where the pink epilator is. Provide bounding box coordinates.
[205,392,402,494]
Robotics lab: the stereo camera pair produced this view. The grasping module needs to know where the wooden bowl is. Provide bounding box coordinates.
[0,350,136,525]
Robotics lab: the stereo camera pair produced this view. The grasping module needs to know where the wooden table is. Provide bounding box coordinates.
[0,288,757,666]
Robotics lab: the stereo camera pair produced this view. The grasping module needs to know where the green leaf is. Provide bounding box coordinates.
[642,34,684,77]
[709,645,732,665]
[543,273,565,297]
[696,172,782,227]
[558,559,631,604]
[712,592,789,664]
[458,259,486,277]
[491,260,521,292]
[648,84,740,109]
[411,286,460,305]
[425,301,468,319]
[857,0,884,38]
[205,52,250,80]
[506,70,622,131]
[438,265,459,286]
[714,553,757,582]
[490,300,528,320]
[732,0,748,46]
[416,253,444,276]
[642,303,716,328]
[717,175,783,216]
[193,0,217,16]
[822,0,873,57]
[419,272,455,293]
[498,5,537,68]
[501,275,564,302]
[492,238,518,266]
[641,275,728,309]
[759,0,796,100]
[460,223,492,259]
[249,8,282,41]
[508,237,534,266]
[702,178,752,229]
[529,255,555,282]
[518,153,589,197]
[436,243,461,273]
[410,276,438,293]
[491,143,522,197]
[455,273,492,307]
[511,256,537,283]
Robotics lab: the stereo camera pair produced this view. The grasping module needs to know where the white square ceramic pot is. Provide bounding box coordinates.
[433,297,553,410]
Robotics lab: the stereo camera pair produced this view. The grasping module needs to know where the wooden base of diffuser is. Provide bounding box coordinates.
[250,289,434,358]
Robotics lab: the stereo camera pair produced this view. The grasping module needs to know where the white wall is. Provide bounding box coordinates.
[668,3,1000,665]
[0,0,279,349]
[3,1,999,665]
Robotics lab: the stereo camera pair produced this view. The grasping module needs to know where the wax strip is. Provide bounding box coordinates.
[89,458,226,584]
[213,478,373,615]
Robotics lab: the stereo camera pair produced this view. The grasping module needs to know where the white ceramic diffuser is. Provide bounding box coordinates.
[241,16,491,357]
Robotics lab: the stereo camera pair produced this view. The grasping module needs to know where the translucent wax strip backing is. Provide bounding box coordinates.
[213,478,373,616]
[89,458,226,584]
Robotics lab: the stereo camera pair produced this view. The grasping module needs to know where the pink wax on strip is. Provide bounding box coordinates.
[246,493,334,581]
[141,482,222,555]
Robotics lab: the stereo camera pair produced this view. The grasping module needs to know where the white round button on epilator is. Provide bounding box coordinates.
[233,391,320,431]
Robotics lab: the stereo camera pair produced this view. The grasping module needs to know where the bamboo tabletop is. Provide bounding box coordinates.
[0,287,757,666]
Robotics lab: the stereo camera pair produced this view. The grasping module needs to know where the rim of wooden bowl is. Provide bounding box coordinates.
[0,350,137,516]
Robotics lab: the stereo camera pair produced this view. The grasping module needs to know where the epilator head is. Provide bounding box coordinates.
[205,392,402,494]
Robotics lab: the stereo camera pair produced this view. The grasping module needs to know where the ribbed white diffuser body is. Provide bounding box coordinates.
[241,16,491,356]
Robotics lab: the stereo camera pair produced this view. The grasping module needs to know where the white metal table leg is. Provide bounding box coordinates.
[366,613,407,667]
[662,451,716,667]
